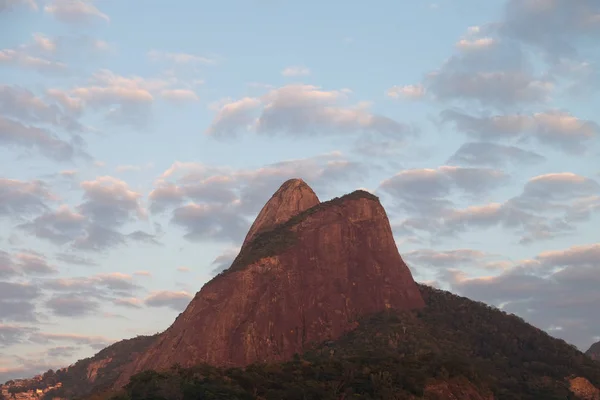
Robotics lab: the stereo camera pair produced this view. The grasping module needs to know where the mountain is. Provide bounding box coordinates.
[109,284,600,400]
[588,342,600,361]
[114,180,425,387]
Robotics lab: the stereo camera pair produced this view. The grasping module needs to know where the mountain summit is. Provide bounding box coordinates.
[114,181,424,387]
[241,178,320,248]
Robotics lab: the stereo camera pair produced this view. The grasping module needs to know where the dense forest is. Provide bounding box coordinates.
[71,284,600,400]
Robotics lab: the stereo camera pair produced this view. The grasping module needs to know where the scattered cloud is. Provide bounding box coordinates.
[281,66,310,77]
[44,0,109,23]
[442,109,599,154]
[395,172,600,245]
[114,297,143,309]
[206,84,411,139]
[378,166,508,216]
[0,178,55,218]
[387,84,426,100]
[0,324,37,347]
[0,48,68,74]
[499,0,600,60]
[145,290,193,311]
[447,142,546,167]
[0,0,38,11]
[147,50,216,65]
[19,177,152,252]
[29,332,113,347]
[0,281,40,322]
[46,294,99,317]
[161,89,199,103]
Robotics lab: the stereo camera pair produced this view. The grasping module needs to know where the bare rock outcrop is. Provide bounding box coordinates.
[241,178,319,248]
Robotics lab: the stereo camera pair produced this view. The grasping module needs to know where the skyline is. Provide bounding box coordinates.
[1,0,599,382]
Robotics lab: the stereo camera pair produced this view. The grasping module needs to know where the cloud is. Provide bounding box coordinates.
[0,48,67,74]
[160,89,199,103]
[114,297,142,309]
[44,272,140,297]
[206,84,411,139]
[147,50,216,65]
[29,332,112,347]
[0,0,38,11]
[0,324,37,347]
[0,282,40,322]
[405,248,491,269]
[46,345,78,358]
[449,242,600,350]
[0,117,83,161]
[387,84,426,100]
[0,251,17,277]
[442,109,599,154]
[46,294,99,317]
[78,176,146,227]
[378,166,508,216]
[396,172,600,245]
[0,178,55,218]
[51,69,197,127]
[19,177,155,252]
[0,85,82,130]
[455,37,497,51]
[13,251,58,275]
[145,291,192,311]
[54,252,98,266]
[447,142,546,167]
[281,66,310,77]
[500,0,600,60]
[44,0,109,23]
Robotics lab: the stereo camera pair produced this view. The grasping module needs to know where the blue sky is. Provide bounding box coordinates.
[1,0,599,382]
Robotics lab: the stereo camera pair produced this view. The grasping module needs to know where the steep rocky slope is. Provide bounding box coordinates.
[115,181,425,386]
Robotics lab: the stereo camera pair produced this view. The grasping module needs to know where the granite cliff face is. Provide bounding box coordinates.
[115,180,424,387]
[588,341,600,361]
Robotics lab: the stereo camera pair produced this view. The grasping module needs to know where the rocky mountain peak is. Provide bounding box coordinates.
[114,180,424,387]
[241,178,320,248]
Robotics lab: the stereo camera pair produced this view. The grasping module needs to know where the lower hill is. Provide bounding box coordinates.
[70,284,600,400]
[0,334,158,400]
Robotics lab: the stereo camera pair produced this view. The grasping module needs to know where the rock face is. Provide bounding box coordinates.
[588,341,600,361]
[241,178,320,248]
[115,181,424,387]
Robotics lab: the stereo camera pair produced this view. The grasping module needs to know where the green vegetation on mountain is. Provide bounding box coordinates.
[101,285,600,400]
